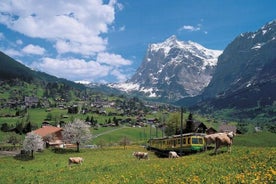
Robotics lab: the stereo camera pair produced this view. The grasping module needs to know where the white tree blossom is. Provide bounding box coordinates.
[62,119,92,151]
[23,132,44,157]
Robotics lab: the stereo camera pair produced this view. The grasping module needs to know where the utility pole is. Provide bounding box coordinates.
[180,107,183,156]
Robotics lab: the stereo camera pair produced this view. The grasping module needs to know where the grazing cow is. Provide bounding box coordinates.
[168,151,179,158]
[68,157,84,165]
[214,132,235,154]
[133,152,149,160]
[204,133,225,150]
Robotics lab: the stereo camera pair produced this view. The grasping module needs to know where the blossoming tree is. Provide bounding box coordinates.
[62,119,92,152]
[23,132,44,158]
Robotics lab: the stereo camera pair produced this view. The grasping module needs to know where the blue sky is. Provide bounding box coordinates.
[0,0,275,83]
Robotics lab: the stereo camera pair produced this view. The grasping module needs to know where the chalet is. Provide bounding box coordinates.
[147,118,159,124]
[206,127,217,135]
[32,126,63,147]
[25,96,39,108]
[177,120,207,134]
[191,121,207,133]
[219,124,237,133]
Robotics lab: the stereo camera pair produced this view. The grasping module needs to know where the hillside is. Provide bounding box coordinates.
[0,51,86,90]
[176,20,276,124]
[0,51,90,107]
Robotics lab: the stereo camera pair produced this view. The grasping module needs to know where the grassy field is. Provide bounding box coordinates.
[91,126,163,145]
[0,132,275,184]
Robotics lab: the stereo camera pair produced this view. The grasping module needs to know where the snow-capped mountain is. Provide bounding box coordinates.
[110,35,222,101]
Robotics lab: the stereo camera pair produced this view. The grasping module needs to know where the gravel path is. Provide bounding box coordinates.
[0,150,20,157]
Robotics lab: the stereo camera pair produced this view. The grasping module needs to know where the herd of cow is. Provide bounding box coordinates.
[68,131,235,165]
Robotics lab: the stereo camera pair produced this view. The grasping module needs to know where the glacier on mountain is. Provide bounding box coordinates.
[110,35,222,101]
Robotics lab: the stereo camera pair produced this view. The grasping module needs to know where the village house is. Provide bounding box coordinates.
[206,127,217,135]
[32,126,63,147]
[191,121,208,133]
[24,96,39,108]
[219,124,237,133]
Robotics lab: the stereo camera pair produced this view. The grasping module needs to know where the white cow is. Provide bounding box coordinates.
[168,151,179,158]
[133,152,149,160]
[68,157,84,165]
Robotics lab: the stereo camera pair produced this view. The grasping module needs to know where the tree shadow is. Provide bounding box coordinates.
[13,153,34,161]
[50,148,78,154]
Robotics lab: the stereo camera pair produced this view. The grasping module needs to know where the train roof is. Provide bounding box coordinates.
[149,133,206,140]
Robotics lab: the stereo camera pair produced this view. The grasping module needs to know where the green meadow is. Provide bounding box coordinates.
[0,132,275,184]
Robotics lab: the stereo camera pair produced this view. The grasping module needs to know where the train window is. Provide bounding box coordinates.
[192,138,199,144]
[199,138,203,144]
[188,138,190,144]
[182,138,186,144]
[177,139,181,144]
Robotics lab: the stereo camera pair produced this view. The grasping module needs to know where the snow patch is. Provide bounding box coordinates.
[140,87,158,97]
[109,82,140,92]
[75,80,91,85]
[251,43,265,50]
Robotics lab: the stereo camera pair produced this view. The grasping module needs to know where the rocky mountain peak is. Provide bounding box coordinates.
[111,36,222,102]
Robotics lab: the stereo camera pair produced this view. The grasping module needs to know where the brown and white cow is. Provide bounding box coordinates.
[214,132,235,154]
[204,133,225,150]
[133,152,149,160]
[168,151,179,158]
[68,157,84,165]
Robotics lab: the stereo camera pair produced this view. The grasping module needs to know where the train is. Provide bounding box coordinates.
[147,133,206,156]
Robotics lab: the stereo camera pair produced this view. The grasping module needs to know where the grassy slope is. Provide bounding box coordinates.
[91,126,163,145]
[0,132,275,184]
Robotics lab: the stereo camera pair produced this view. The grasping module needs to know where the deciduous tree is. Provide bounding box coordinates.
[23,132,44,158]
[62,119,92,152]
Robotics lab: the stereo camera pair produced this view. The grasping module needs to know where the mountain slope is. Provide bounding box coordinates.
[0,51,85,90]
[0,51,35,82]
[110,36,222,102]
[176,20,276,122]
[202,20,276,100]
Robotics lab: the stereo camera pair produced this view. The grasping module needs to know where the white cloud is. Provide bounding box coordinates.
[0,0,131,83]
[180,25,201,32]
[0,0,117,56]
[16,39,23,45]
[22,44,45,55]
[97,52,131,66]
[119,26,126,32]
[116,2,124,11]
[2,48,22,57]
[111,69,129,82]
[30,57,112,82]
[0,32,4,40]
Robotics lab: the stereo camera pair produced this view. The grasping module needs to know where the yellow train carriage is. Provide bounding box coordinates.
[147,133,205,155]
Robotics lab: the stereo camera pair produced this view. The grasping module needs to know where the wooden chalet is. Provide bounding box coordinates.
[218,124,237,133]
[192,121,207,133]
[32,126,63,147]
[206,127,217,135]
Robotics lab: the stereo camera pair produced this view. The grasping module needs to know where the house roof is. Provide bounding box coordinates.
[33,126,62,138]
[219,125,237,133]
[206,127,217,132]
[192,121,207,129]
